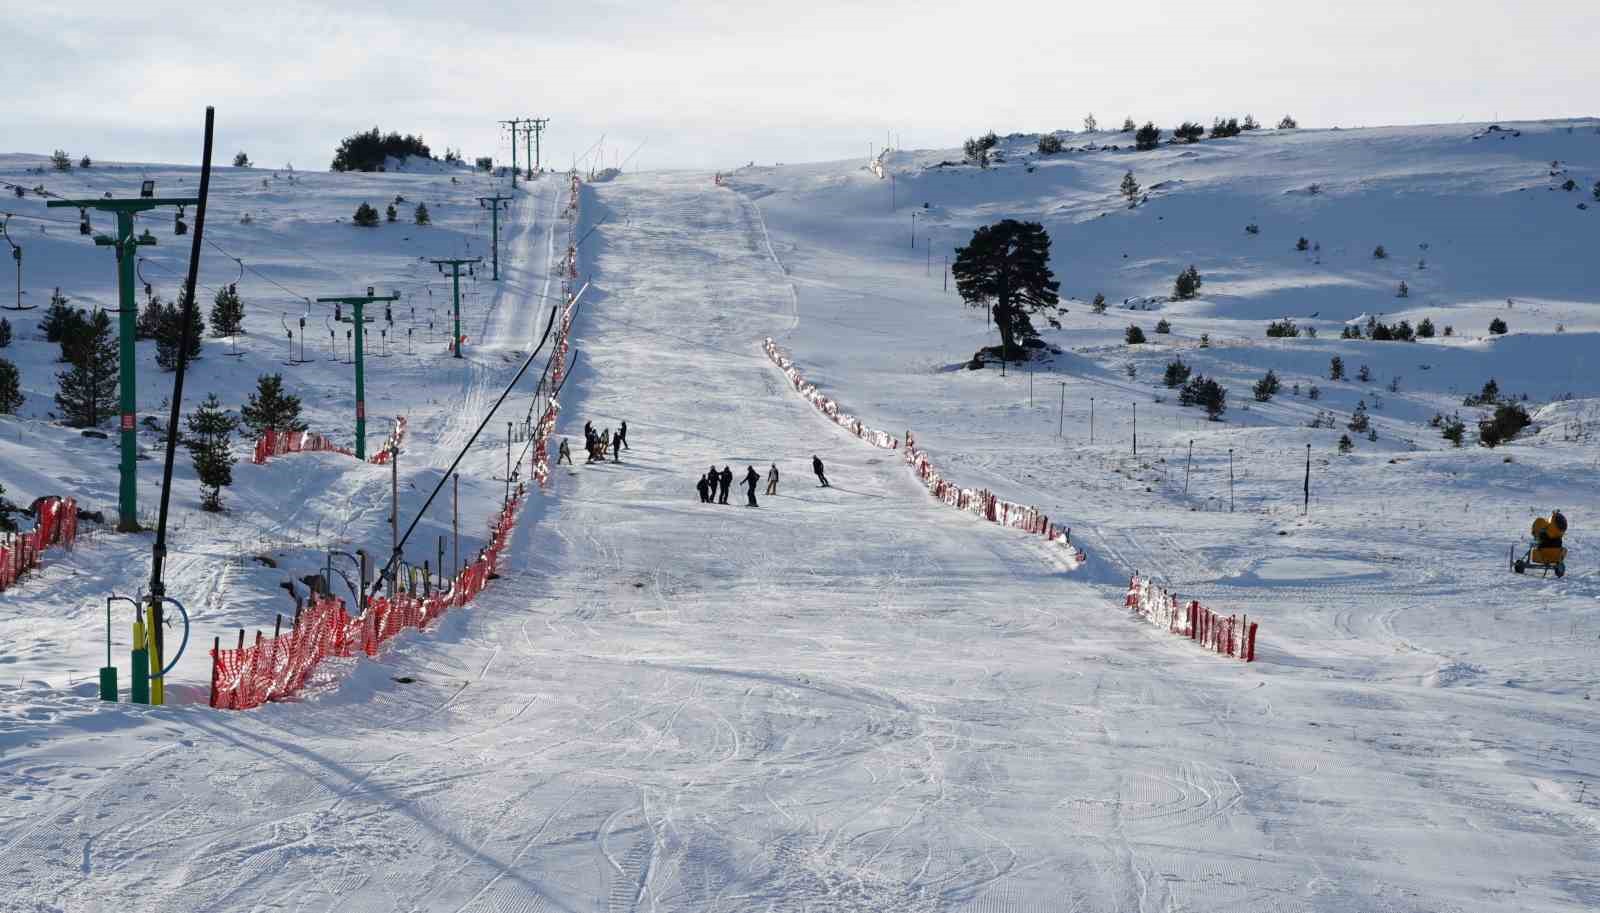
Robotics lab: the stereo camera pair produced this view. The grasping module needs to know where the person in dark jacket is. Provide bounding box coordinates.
[765,463,779,495]
[617,421,630,450]
[744,466,761,506]
[718,466,733,504]
[708,465,719,500]
[696,474,711,503]
[812,454,829,487]
[611,429,623,462]
[557,438,572,465]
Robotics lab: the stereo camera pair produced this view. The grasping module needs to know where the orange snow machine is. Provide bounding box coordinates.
[1512,510,1567,578]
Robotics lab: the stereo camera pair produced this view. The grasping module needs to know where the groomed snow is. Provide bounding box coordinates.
[1,119,1599,910]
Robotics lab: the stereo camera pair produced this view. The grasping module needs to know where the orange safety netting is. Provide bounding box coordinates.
[1125,575,1258,662]
[251,417,406,465]
[0,497,79,592]
[210,487,526,709]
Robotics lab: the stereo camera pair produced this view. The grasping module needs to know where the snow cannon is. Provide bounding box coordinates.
[1512,510,1568,577]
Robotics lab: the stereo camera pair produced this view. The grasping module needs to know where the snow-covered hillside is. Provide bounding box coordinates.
[1,120,1597,911]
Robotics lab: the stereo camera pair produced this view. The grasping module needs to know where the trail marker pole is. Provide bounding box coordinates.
[389,441,399,597]
[429,257,482,357]
[453,473,459,578]
[911,209,918,248]
[48,191,198,531]
[318,288,399,459]
[1057,382,1067,437]
[1132,401,1137,456]
[1303,443,1311,514]
[1185,439,1193,493]
[1090,397,1095,443]
[1228,447,1235,512]
[505,421,512,505]
[477,195,511,280]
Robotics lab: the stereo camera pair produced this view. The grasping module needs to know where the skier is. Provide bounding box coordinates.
[617,420,630,451]
[557,438,572,465]
[812,454,829,487]
[718,466,733,504]
[584,420,594,443]
[696,474,711,503]
[744,466,761,507]
[765,463,779,495]
[611,430,623,462]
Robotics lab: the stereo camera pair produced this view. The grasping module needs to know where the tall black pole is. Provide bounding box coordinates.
[1229,448,1236,512]
[147,106,215,705]
[1132,401,1137,456]
[1303,443,1311,514]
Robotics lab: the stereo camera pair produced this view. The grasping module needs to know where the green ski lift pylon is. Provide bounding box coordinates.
[429,257,482,358]
[477,194,511,280]
[318,287,399,459]
[48,186,200,532]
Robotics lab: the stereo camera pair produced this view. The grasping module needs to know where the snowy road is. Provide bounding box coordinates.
[1,171,1595,912]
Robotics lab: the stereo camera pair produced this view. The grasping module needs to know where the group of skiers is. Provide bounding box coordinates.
[696,455,829,508]
[558,420,629,465]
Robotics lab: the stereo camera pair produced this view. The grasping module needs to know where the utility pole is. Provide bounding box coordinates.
[529,118,549,173]
[1132,401,1137,456]
[389,440,399,597]
[477,194,511,280]
[429,257,482,358]
[499,118,525,189]
[49,188,198,532]
[317,287,399,459]
[1057,382,1067,437]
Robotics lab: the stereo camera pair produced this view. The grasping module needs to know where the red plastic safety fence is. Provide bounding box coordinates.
[251,417,407,466]
[0,497,79,592]
[367,417,408,464]
[763,336,1085,569]
[1125,575,1257,662]
[211,485,530,709]
[762,338,900,450]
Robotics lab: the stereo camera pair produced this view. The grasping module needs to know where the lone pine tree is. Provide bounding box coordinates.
[155,289,205,370]
[210,284,245,337]
[186,393,238,511]
[952,219,1062,358]
[54,309,118,427]
[240,373,308,439]
[0,358,21,414]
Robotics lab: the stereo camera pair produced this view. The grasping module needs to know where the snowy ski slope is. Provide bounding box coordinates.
[1,119,1598,910]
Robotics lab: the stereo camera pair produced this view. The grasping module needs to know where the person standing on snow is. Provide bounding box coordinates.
[617,421,630,451]
[718,466,733,504]
[696,473,711,503]
[611,430,623,462]
[765,463,779,495]
[744,466,761,506]
[708,465,719,500]
[557,438,572,465]
[812,455,829,487]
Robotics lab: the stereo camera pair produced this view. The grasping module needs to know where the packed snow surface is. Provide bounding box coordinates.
[2,119,1599,911]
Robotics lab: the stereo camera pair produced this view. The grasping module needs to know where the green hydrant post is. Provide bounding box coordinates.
[99,597,118,702]
[131,606,149,705]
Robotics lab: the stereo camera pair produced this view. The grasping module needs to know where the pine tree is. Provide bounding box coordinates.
[1135,122,1162,150]
[1242,114,1260,130]
[1397,280,1408,298]
[1488,317,1508,335]
[54,309,118,427]
[1163,359,1191,388]
[1417,317,1434,337]
[1083,113,1098,133]
[136,293,166,340]
[1173,265,1203,299]
[155,289,205,370]
[1338,434,1353,453]
[1121,117,1136,132]
[79,155,92,169]
[1373,244,1388,259]
[239,373,308,438]
[186,393,238,512]
[952,220,1062,357]
[0,358,21,413]
[1252,369,1281,402]
[1037,134,1063,155]
[1120,170,1140,202]
[1154,318,1171,334]
[0,316,10,348]
[56,308,92,363]
[1329,356,1345,380]
[1441,414,1465,446]
[414,202,431,225]
[233,152,252,168]
[385,203,398,223]
[51,150,72,171]
[41,288,75,342]
[1278,115,1298,129]
[1348,399,1370,432]
[1357,363,1371,382]
[1179,374,1227,419]
[353,202,380,227]
[1174,122,1205,143]
[1091,293,1107,314]
[1125,325,1146,345]
[210,284,245,337]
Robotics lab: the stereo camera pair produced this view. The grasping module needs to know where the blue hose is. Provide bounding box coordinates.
[151,596,189,681]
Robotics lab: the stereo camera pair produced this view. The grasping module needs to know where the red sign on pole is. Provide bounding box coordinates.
[121,413,135,431]
[355,401,365,420]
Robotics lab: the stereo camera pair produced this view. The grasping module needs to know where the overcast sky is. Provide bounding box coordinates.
[6,1,1596,172]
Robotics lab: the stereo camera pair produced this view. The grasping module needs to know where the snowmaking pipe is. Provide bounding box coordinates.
[148,596,190,681]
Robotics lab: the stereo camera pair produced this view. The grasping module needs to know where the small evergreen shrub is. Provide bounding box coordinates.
[1163,359,1191,387]
[353,202,380,227]
[414,202,431,225]
[1037,134,1063,155]
[1173,265,1202,300]
[1337,434,1353,453]
[1252,369,1281,402]
[1488,317,1508,335]
[1357,364,1371,382]
[1091,293,1107,314]
[1477,402,1530,447]
[1125,325,1146,345]
[0,358,21,414]
[1296,237,1310,251]
[1265,319,1299,338]
[1178,375,1227,420]
[233,152,251,168]
[1135,122,1162,151]
[1329,356,1345,380]
[1154,318,1171,334]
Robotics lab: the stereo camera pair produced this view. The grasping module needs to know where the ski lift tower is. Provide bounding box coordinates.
[428,257,482,358]
[48,182,199,532]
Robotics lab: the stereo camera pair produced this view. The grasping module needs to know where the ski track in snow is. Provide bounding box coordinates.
[1,134,1599,910]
